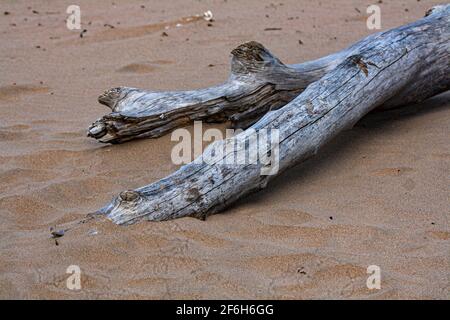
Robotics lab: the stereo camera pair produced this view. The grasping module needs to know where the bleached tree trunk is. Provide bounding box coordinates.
[95,5,450,224]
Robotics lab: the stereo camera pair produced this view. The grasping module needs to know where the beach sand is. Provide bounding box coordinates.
[0,0,449,299]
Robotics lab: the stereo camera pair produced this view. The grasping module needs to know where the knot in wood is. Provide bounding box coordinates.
[119,190,140,202]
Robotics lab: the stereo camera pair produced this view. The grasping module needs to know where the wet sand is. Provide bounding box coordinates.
[0,0,449,299]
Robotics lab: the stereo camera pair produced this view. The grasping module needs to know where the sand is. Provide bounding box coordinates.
[0,0,449,299]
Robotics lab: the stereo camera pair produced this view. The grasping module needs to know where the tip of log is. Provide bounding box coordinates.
[101,190,146,225]
[92,190,145,225]
[87,120,107,139]
[230,41,285,76]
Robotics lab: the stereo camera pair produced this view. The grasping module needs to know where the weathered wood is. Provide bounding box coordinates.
[87,33,376,143]
[95,5,450,224]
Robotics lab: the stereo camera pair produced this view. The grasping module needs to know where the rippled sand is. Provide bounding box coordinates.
[0,0,448,299]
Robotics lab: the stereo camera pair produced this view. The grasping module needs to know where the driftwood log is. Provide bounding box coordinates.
[93,5,449,224]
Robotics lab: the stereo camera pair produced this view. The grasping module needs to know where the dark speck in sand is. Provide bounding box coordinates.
[297,268,307,274]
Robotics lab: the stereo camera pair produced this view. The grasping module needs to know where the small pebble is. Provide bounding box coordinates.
[50,229,65,238]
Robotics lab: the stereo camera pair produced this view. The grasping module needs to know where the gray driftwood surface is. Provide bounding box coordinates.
[93,6,450,224]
